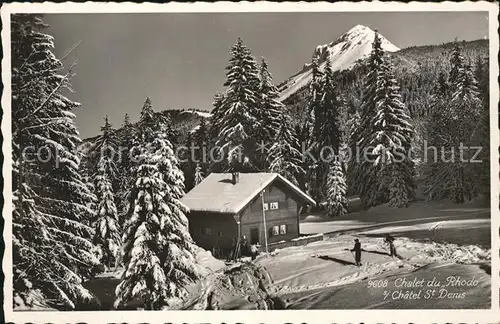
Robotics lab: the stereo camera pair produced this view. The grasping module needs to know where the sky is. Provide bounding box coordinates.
[43,11,489,138]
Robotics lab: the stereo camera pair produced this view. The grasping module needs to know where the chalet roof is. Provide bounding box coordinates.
[181,172,315,214]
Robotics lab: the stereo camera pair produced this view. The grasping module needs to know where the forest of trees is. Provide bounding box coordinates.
[11,14,490,311]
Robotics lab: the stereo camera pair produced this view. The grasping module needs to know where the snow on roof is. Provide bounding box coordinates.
[181,172,315,214]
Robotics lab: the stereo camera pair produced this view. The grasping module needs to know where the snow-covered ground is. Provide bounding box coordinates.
[255,200,491,309]
[82,200,491,310]
[301,200,490,248]
[257,234,490,309]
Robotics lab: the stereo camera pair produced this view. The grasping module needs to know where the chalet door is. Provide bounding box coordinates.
[250,228,259,245]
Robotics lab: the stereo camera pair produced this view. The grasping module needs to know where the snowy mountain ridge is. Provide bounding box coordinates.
[278,24,400,101]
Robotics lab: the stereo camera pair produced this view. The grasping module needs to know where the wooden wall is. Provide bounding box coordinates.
[239,181,300,246]
[188,211,237,254]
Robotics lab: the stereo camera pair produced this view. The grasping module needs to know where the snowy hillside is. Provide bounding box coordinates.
[279,25,399,101]
[181,108,212,119]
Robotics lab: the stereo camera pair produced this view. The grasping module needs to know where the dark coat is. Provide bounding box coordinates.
[351,242,361,261]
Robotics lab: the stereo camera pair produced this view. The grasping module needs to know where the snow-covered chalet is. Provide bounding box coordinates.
[181,172,316,256]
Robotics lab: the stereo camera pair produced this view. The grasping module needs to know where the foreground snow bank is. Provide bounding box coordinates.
[177,262,286,310]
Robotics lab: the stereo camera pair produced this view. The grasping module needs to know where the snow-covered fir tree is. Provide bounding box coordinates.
[315,60,344,201]
[194,117,209,176]
[256,57,283,169]
[207,92,225,173]
[194,163,205,186]
[183,132,196,191]
[214,38,260,172]
[344,109,360,163]
[267,111,305,186]
[140,96,155,123]
[123,113,132,128]
[448,41,465,85]
[208,92,224,142]
[448,62,482,202]
[308,53,324,143]
[349,30,390,208]
[372,59,415,207]
[304,53,324,202]
[115,132,199,310]
[318,60,342,152]
[116,113,137,223]
[435,72,450,98]
[11,14,99,309]
[326,158,349,217]
[93,116,120,268]
[474,55,489,106]
[136,97,175,143]
[94,115,117,158]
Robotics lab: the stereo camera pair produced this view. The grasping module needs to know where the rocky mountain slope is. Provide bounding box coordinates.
[278,25,400,101]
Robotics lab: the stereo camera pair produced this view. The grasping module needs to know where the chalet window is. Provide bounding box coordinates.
[270,202,279,210]
[269,224,288,237]
[201,227,211,236]
[218,231,223,238]
[263,203,269,211]
[271,225,279,237]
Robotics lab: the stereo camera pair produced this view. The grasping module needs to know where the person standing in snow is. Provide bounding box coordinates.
[384,234,397,257]
[250,244,260,260]
[241,235,249,257]
[351,238,362,266]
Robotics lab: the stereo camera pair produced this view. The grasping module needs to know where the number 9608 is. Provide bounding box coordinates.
[367,279,388,288]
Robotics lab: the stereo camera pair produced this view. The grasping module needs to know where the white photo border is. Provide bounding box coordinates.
[2,1,499,323]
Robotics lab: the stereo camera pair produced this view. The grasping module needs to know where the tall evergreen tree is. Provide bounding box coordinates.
[208,92,224,142]
[194,163,205,186]
[115,133,199,310]
[93,116,120,268]
[267,112,305,186]
[373,59,415,207]
[136,97,174,144]
[326,159,349,217]
[122,113,132,128]
[208,92,225,172]
[449,41,465,85]
[214,38,260,172]
[315,60,344,201]
[474,56,489,105]
[117,113,137,223]
[183,132,196,191]
[435,72,450,98]
[349,31,389,208]
[318,60,342,152]
[256,57,283,169]
[11,14,98,309]
[140,97,155,123]
[304,53,324,201]
[194,117,209,175]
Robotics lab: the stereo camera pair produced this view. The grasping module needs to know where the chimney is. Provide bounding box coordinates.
[231,172,240,185]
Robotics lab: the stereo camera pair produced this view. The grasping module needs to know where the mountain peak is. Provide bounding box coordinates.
[346,24,373,35]
[279,25,399,101]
